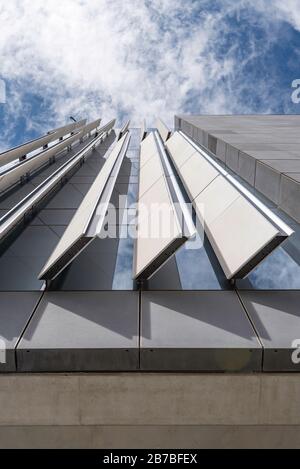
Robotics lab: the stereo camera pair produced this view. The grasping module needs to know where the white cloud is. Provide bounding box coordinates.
[0,0,299,147]
[267,0,300,31]
[0,0,235,130]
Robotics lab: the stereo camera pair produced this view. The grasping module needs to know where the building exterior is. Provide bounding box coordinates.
[0,115,300,448]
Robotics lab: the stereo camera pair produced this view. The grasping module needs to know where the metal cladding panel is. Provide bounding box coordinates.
[138,151,164,200]
[0,130,85,194]
[156,118,172,142]
[134,177,184,280]
[239,291,300,372]
[167,131,290,280]
[139,132,157,168]
[0,130,109,243]
[16,292,139,372]
[280,173,300,222]
[134,133,188,280]
[165,133,196,169]
[39,133,129,280]
[0,119,86,167]
[140,291,262,372]
[0,131,111,242]
[194,176,240,225]
[0,292,42,372]
[179,152,219,201]
[207,197,279,279]
[165,131,186,155]
[255,161,281,204]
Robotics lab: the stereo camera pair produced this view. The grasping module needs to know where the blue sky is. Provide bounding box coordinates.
[0,0,300,151]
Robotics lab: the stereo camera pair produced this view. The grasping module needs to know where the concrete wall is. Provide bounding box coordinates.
[0,373,300,448]
[176,115,300,223]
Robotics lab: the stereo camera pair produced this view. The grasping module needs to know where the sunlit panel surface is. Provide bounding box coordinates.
[166,131,292,280]
[0,124,300,291]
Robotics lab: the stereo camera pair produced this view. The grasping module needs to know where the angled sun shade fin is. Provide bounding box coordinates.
[100,119,116,135]
[0,119,87,167]
[82,118,101,137]
[0,119,103,195]
[47,119,87,138]
[0,131,83,195]
[133,132,196,281]
[39,131,130,281]
[156,117,172,142]
[141,120,147,142]
[118,120,130,141]
[154,131,196,242]
[165,131,294,280]
[0,122,115,243]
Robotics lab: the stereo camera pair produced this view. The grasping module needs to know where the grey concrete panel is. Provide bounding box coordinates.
[195,127,204,145]
[192,124,198,141]
[17,292,139,372]
[202,131,208,148]
[286,173,300,183]
[246,151,300,161]
[178,116,300,223]
[255,161,281,204]
[2,424,300,449]
[0,292,41,372]
[261,160,300,172]
[225,144,239,172]
[237,144,278,151]
[238,152,256,186]
[208,134,217,154]
[140,291,262,372]
[239,291,300,371]
[280,175,300,223]
[216,139,227,162]
[182,121,192,138]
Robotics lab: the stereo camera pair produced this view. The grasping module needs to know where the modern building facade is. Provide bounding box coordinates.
[0,115,300,448]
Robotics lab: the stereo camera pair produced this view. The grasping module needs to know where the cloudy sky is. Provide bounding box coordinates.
[0,0,300,150]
